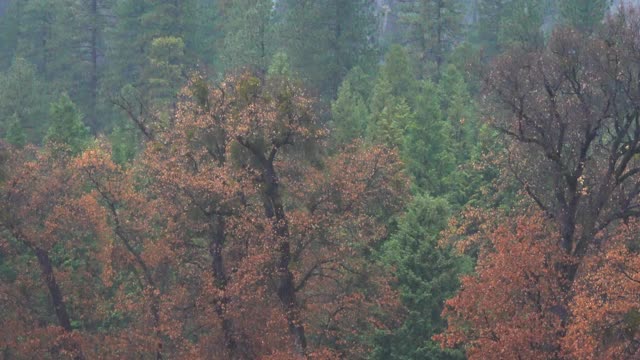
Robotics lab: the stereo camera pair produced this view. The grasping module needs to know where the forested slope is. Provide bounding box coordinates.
[1,0,639,359]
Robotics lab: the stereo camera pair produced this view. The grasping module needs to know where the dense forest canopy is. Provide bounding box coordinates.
[2,0,640,359]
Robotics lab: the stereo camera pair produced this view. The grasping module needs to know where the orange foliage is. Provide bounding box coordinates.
[0,73,409,358]
[437,212,569,359]
[564,220,640,359]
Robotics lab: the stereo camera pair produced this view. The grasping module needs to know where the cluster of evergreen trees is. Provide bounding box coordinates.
[0,0,616,358]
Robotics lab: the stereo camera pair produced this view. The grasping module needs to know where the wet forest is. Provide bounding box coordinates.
[1,0,640,359]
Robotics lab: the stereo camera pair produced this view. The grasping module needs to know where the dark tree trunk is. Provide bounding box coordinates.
[209,215,243,358]
[35,248,73,331]
[261,160,308,355]
[34,248,85,360]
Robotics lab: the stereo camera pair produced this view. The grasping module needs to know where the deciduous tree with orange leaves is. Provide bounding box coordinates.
[0,145,96,359]
[439,7,640,359]
[136,72,409,358]
[0,71,409,359]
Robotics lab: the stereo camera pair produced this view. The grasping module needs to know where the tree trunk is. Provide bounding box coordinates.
[209,215,242,358]
[262,160,308,355]
[35,248,73,331]
[34,248,85,360]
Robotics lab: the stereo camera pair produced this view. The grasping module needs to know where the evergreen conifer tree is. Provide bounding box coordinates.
[372,194,468,360]
[45,93,90,153]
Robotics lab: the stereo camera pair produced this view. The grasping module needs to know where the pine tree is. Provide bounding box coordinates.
[0,57,48,143]
[498,0,544,48]
[17,0,60,79]
[221,0,274,72]
[559,0,609,33]
[45,93,90,153]
[145,36,186,103]
[108,0,195,103]
[403,80,455,195]
[278,0,377,96]
[370,98,413,148]
[331,79,369,145]
[267,52,292,79]
[69,0,113,131]
[0,0,22,69]
[139,0,196,42]
[475,0,505,55]
[475,0,545,55]
[372,194,468,360]
[110,118,138,165]
[380,45,418,105]
[438,64,476,163]
[107,0,147,90]
[191,0,221,71]
[5,113,26,147]
[397,0,464,76]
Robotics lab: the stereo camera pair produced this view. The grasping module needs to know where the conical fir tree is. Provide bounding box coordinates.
[45,93,90,154]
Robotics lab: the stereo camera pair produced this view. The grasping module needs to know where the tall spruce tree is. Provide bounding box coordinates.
[332,79,370,145]
[68,0,113,131]
[45,93,91,154]
[380,45,418,105]
[5,113,26,147]
[220,0,274,72]
[191,0,220,71]
[372,194,467,360]
[498,0,545,48]
[108,0,195,102]
[438,64,476,162]
[397,0,464,76]
[403,80,455,196]
[0,57,49,143]
[559,0,610,32]
[278,0,377,96]
[475,0,545,56]
[0,0,22,69]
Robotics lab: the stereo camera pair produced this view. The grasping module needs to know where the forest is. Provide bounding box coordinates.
[1,0,640,358]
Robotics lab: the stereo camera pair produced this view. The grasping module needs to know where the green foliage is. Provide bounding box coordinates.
[45,93,90,153]
[0,0,21,69]
[5,113,26,147]
[403,80,455,196]
[559,0,609,32]
[0,57,48,143]
[278,0,377,96]
[191,0,220,70]
[367,67,416,150]
[475,0,545,55]
[108,0,147,88]
[331,79,369,145]
[439,64,477,163]
[146,36,186,102]
[139,0,196,41]
[397,0,464,75]
[498,0,545,48]
[342,66,373,102]
[108,0,194,111]
[267,52,292,79]
[17,0,69,79]
[380,45,418,104]
[110,120,138,165]
[0,253,18,283]
[370,98,413,149]
[221,0,274,71]
[370,76,395,119]
[372,194,468,360]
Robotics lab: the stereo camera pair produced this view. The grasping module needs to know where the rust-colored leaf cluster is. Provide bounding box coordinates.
[0,73,408,359]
